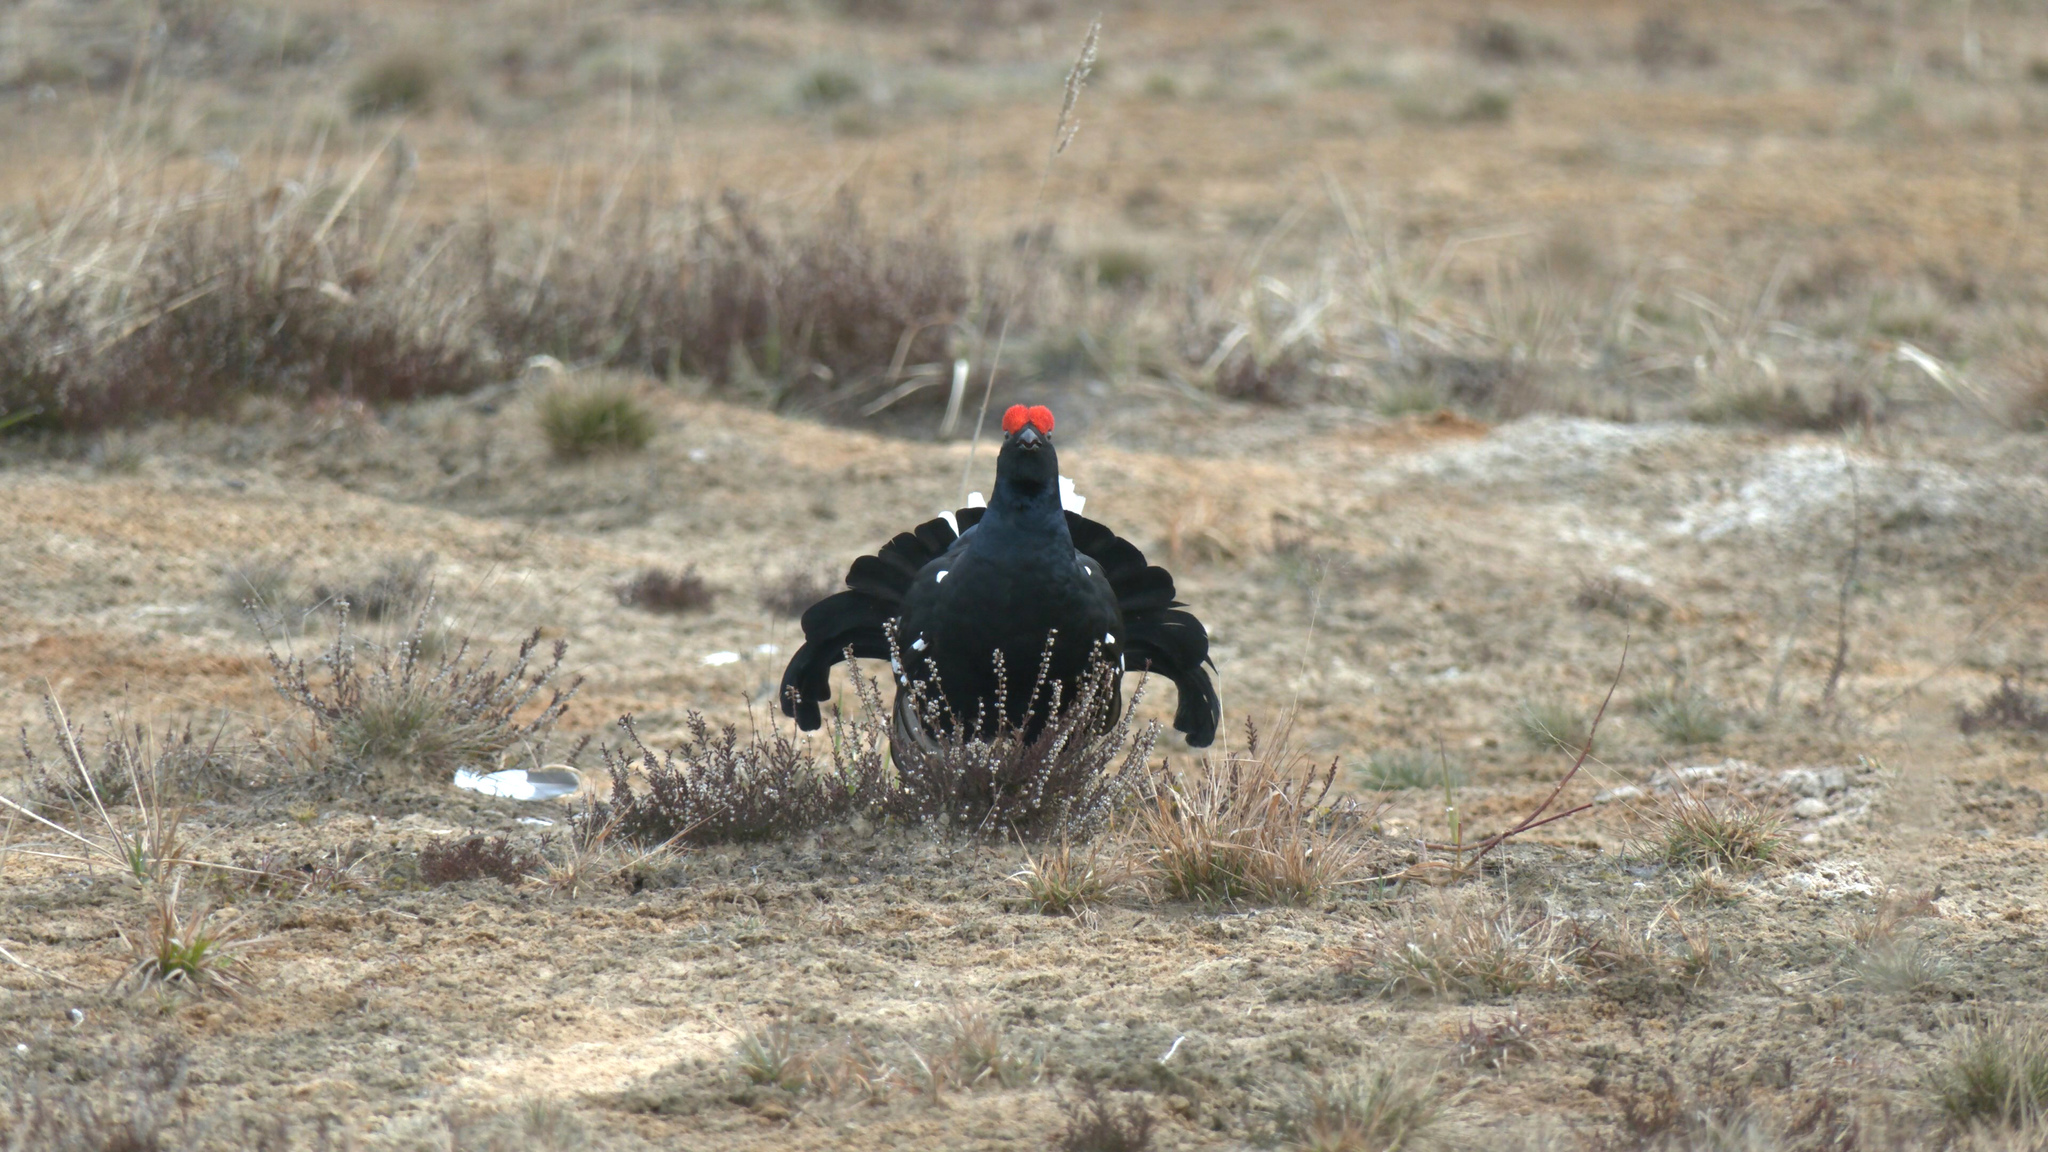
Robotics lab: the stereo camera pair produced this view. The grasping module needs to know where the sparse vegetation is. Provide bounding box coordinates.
[1650,786,1784,872]
[1356,749,1456,792]
[1642,689,1730,746]
[1349,889,1581,999]
[1055,1083,1157,1152]
[1932,1013,2048,1129]
[1961,674,2048,736]
[594,712,887,847]
[1133,722,1381,905]
[420,835,541,886]
[759,569,834,619]
[735,1023,812,1090]
[614,566,717,614]
[1265,1063,1443,1152]
[539,384,656,459]
[266,603,580,780]
[1456,1011,1542,1071]
[311,553,436,622]
[6,1,2048,1145]
[114,879,259,999]
[1010,840,1117,915]
[349,52,438,116]
[1516,698,1591,756]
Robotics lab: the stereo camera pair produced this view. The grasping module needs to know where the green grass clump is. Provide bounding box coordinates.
[1931,1013,2048,1128]
[1356,749,1458,792]
[1642,690,1729,746]
[797,66,862,108]
[1515,698,1590,756]
[349,53,438,117]
[540,385,656,459]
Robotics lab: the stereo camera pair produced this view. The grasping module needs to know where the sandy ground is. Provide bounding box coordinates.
[4,389,2048,1147]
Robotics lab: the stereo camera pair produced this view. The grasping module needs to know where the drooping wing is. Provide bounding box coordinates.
[779,512,973,730]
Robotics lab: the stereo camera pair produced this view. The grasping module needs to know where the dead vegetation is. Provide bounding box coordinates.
[594,711,887,846]
[1961,674,2048,737]
[882,649,1156,839]
[612,566,718,614]
[1130,721,1382,905]
[1647,785,1786,873]
[419,834,542,886]
[265,603,580,782]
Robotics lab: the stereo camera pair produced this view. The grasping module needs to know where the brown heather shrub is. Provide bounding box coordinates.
[613,566,716,614]
[265,602,580,780]
[1961,674,2048,736]
[879,645,1156,839]
[594,712,889,847]
[420,835,541,886]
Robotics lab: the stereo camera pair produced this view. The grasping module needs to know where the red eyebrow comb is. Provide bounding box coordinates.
[1002,405,1055,434]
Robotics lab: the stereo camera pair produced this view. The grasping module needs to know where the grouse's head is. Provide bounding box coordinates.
[996,404,1059,494]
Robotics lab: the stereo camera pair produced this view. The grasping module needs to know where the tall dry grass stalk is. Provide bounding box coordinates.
[960,15,1101,501]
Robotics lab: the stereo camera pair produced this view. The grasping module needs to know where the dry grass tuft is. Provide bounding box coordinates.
[1455,1010,1543,1071]
[1132,721,1382,906]
[595,712,888,847]
[1649,785,1785,873]
[114,878,261,999]
[1514,698,1591,756]
[1010,840,1119,915]
[922,1003,1043,1092]
[3,699,214,886]
[1264,1062,1443,1152]
[266,602,580,781]
[1932,1013,2048,1130]
[420,835,542,886]
[735,1023,814,1091]
[1348,888,1582,999]
[539,383,656,459]
[1640,689,1730,747]
[310,552,436,623]
[1055,1083,1157,1152]
[613,566,717,614]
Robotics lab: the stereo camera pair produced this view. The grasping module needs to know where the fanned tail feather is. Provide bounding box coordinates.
[780,505,1219,745]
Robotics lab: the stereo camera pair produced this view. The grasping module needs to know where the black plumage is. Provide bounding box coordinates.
[779,406,1219,748]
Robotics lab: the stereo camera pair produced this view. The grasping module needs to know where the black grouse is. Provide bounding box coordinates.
[779,403,1219,749]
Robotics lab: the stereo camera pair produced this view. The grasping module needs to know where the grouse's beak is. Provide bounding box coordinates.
[1012,425,1046,449]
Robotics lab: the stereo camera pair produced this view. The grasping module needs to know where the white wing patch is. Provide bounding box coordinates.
[911,636,927,652]
[935,570,949,583]
[1104,632,1116,645]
